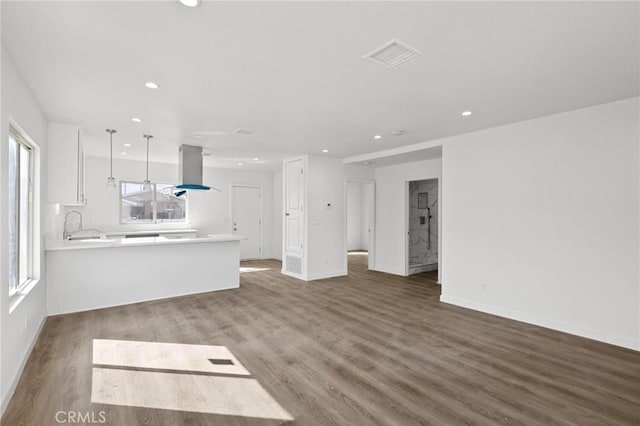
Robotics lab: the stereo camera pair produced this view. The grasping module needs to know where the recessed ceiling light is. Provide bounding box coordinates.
[124,143,131,147]
[237,162,243,166]
[462,111,472,116]
[322,149,329,153]
[131,117,142,123]
[253,158,259,161]
[179,0,200,7]
[121,152,127,155]
[145,82,159,89]
[373,135,382,140]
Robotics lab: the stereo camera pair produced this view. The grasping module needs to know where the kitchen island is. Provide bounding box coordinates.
[46,234,244,315]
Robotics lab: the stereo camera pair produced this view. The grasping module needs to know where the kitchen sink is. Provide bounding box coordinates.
[67,235,103,241]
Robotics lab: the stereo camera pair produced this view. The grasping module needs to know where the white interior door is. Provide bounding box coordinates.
[284,159,304,258]
[364,182,375,270]
[232,185,261,260]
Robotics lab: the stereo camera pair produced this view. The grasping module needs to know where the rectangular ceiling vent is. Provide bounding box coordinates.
[232,128,257,137]
[364,39,421,68]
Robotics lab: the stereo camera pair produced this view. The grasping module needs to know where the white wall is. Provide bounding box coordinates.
[441,97,640,350]
[374,159,442,276]
[1,47,49,414]
[344,164,375,182]
[54,156,280,258]
[306,156,347,279]
[272,170,283,260]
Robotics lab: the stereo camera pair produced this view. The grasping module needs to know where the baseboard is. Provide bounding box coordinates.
[281,269,305,281]
[305,271,347,281]
[1,316,47,416]
[408,263,438,274]
[440,294,639,351]
[280,269,347,282]
[372,265,406,277]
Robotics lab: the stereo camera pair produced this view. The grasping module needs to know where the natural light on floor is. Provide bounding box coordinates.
[91,339,293,421]
[239,267,271,273]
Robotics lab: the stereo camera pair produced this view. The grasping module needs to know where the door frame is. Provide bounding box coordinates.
[344,179,376,273]
[230,184,263,260]
[405,176,441,283]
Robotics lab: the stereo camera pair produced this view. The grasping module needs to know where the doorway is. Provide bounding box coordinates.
[406,178,439,276]
[231,185,262,260]
[345,180,375,273]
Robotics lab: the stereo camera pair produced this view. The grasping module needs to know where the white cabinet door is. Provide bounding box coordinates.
[48,123,85,205]
[284,158,305,257]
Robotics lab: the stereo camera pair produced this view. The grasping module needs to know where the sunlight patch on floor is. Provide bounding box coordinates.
[239,267,271,273]
[90,340,293,421]
[93,339,250,376]
[91,368,293,420]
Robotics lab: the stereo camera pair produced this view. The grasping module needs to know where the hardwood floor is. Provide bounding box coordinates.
[3,254,639,425]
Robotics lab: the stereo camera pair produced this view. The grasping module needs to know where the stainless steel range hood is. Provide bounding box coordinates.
[177,144,210,191]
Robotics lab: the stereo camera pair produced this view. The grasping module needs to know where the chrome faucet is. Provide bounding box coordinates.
[63,210,83,240]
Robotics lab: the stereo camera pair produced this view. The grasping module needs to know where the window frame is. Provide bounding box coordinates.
[118,181,188,225]
[8,126,35,297]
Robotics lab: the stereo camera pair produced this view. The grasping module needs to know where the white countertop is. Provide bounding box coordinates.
[45,234,244,252]
[104,229,198,237]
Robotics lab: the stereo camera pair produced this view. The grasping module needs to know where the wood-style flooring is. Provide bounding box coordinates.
[3,254,639,425]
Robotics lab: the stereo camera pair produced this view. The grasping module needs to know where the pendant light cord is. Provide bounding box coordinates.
[110,132,113,178]
[143,134,153,183]
[106,129,117,179]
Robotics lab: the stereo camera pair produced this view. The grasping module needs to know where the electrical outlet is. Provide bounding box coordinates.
[481,281,488,292]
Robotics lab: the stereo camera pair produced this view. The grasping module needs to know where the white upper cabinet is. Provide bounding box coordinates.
[48,122,86,205]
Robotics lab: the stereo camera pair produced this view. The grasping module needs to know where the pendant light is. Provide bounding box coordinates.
[142,134,153,191]
[105,129,117,188]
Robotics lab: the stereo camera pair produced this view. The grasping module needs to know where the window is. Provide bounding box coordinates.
[8,127,34,296]
[120,182,187,224]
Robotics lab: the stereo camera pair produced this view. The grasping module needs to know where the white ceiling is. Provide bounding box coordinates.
[2,1,638,170]
[352,146,443,169]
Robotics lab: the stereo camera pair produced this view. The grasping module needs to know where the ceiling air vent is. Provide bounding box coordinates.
[232,128,257,136]
[364,39,421,68]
